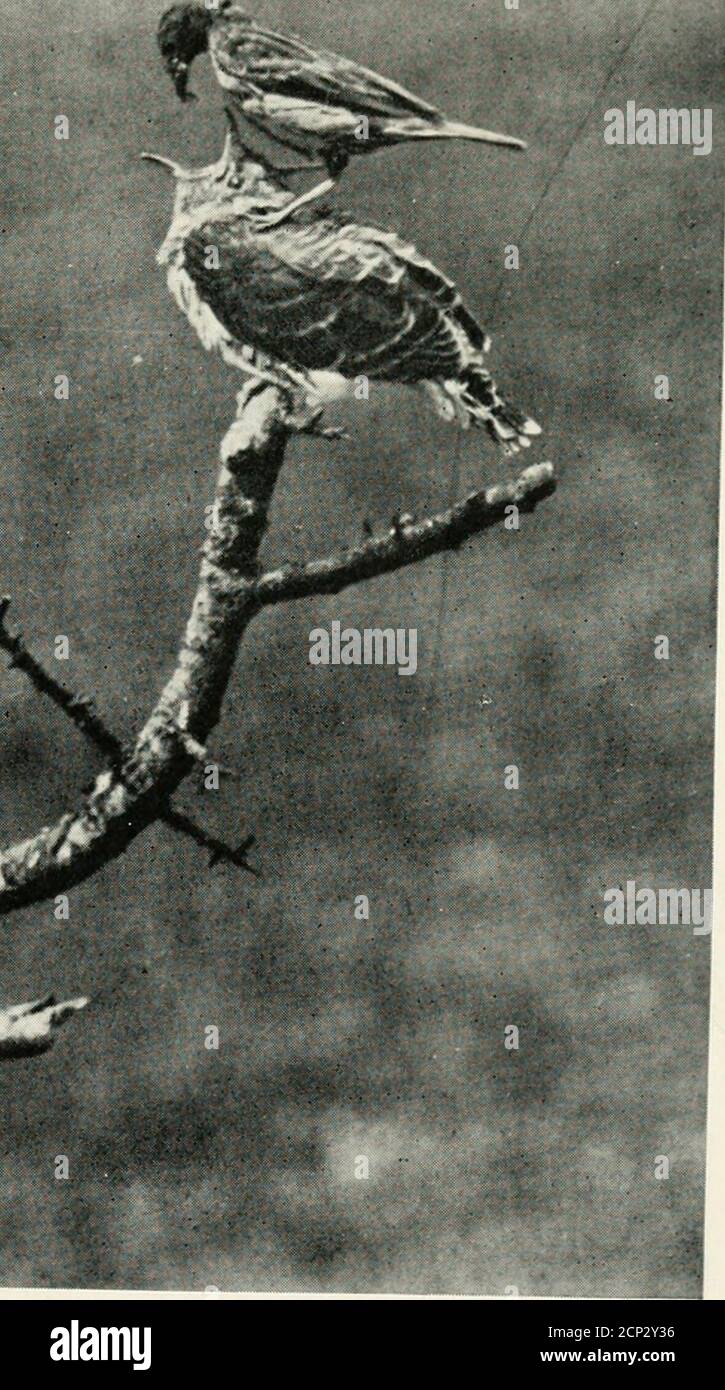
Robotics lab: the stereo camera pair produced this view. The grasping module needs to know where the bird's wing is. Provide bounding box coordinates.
[312,220,490,353]
[263,213,489,354]
[182,215,481,382]
[213,14,441,120]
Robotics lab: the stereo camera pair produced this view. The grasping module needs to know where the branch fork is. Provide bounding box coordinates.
[1,379,556,1053]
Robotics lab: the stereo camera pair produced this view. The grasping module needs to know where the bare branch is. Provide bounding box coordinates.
[0,381,287,915]
[162,808,259,876]
[0,381,556,919]
[0,992,88,1060]
[253,462,556,605]
[0,598,123,763]
[1,598,256,874]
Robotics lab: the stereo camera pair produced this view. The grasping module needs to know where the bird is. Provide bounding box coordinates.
[157,3,526,225]
[141,115,540,453]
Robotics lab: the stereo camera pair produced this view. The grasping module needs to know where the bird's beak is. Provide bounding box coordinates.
[139,151,213,181]
[168,58,194,103]
[139,151,186,176]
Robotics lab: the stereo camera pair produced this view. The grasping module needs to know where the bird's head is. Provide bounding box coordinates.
[157,2,222,100]
[141,108,291,219]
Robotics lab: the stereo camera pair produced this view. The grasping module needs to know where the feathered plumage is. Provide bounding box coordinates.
[157,3,526,178]
[145,129,540,453]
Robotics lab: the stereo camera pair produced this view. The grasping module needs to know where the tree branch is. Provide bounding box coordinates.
[162,808,259,876]
[0,381,288,915]
[0,598,123,763]
[0,381,556,921]
[0,992,88,1060]
[253,461,555,605]
[0,597,258,876]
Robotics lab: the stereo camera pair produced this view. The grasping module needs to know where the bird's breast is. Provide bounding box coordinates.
[166,256,236,357]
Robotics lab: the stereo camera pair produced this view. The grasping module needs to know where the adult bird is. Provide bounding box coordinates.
[157,2,526,224]
[141,117,540,453]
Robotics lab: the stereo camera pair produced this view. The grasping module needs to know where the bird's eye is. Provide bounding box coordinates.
[228,174,241,189]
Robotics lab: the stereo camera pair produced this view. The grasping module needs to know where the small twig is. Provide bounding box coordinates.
[0,992,88,1060]
[0,597,123,763]
[163,807,259,877]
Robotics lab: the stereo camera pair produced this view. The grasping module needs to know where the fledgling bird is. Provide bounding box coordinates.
[157,2,526,224]
[141,119,540,453]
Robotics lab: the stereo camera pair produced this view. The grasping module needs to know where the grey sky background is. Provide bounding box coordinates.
[0,0,721,1293]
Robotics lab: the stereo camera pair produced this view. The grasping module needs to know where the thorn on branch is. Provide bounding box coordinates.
[169,716,240,782]
[198,759,243,786]
[162,807,260,877]
[390,511,414,541]
[175,728,208,764]
[209,832,256,870]
[288,404,349,441]
[194,763,242,792]
[216,763,242,782]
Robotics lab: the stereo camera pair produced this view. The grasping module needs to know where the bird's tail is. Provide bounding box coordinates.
[426,368,541,453]
[384,118,526,151]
